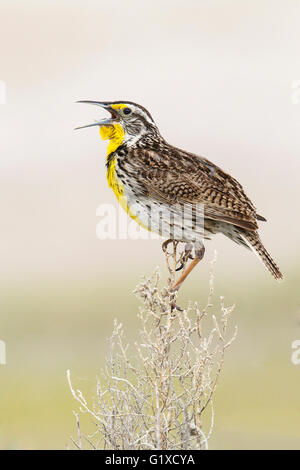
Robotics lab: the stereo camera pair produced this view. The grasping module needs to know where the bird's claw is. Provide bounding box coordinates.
[162,239,173,254]
[175,263,184,272]
[176,242,194,271]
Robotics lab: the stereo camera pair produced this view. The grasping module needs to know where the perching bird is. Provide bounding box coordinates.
[76,100,283,289]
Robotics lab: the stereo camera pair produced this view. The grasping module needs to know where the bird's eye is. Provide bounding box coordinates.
[123,107,132,115]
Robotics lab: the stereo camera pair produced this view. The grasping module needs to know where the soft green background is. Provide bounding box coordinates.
[1,265,299,449]
[0,0,299,449]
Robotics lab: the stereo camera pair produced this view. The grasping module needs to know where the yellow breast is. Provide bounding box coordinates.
[100,124,131,216]
[101,124,150,231]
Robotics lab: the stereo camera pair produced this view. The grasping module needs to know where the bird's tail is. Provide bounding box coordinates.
[239,231,283,281]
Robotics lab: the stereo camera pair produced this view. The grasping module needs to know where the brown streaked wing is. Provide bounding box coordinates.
[128,147,260,232]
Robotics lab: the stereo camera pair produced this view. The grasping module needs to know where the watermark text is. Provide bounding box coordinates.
[96,202,205,242]
[291,340,300,365]
[291,80,300,105]
[0,80,6,104]
[0,340,6,365]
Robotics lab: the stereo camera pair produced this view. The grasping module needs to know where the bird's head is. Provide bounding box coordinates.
[75,101,160,153]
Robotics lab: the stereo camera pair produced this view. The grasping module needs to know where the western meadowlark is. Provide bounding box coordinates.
[76,100,283,289]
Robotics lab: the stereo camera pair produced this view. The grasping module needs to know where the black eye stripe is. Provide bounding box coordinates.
[123,107,132,115]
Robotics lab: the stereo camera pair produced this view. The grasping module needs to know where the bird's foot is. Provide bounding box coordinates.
[176,242,194,271]
[194,241,205,261]
[171,241,205,293]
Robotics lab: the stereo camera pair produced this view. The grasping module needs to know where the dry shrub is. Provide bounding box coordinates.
[68,247,237,450]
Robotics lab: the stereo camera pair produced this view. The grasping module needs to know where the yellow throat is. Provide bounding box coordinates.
[100,122,127,207]
[99,122,148,231]
[99,123,125,155]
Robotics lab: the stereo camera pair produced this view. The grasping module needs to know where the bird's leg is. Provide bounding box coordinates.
[176,242,194,272]
[171,241,205,292]
[161,239,183,311]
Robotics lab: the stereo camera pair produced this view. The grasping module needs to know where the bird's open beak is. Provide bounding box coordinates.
[75,101,118,130]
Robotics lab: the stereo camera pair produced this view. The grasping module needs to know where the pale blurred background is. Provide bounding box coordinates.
[0,0,300,449]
